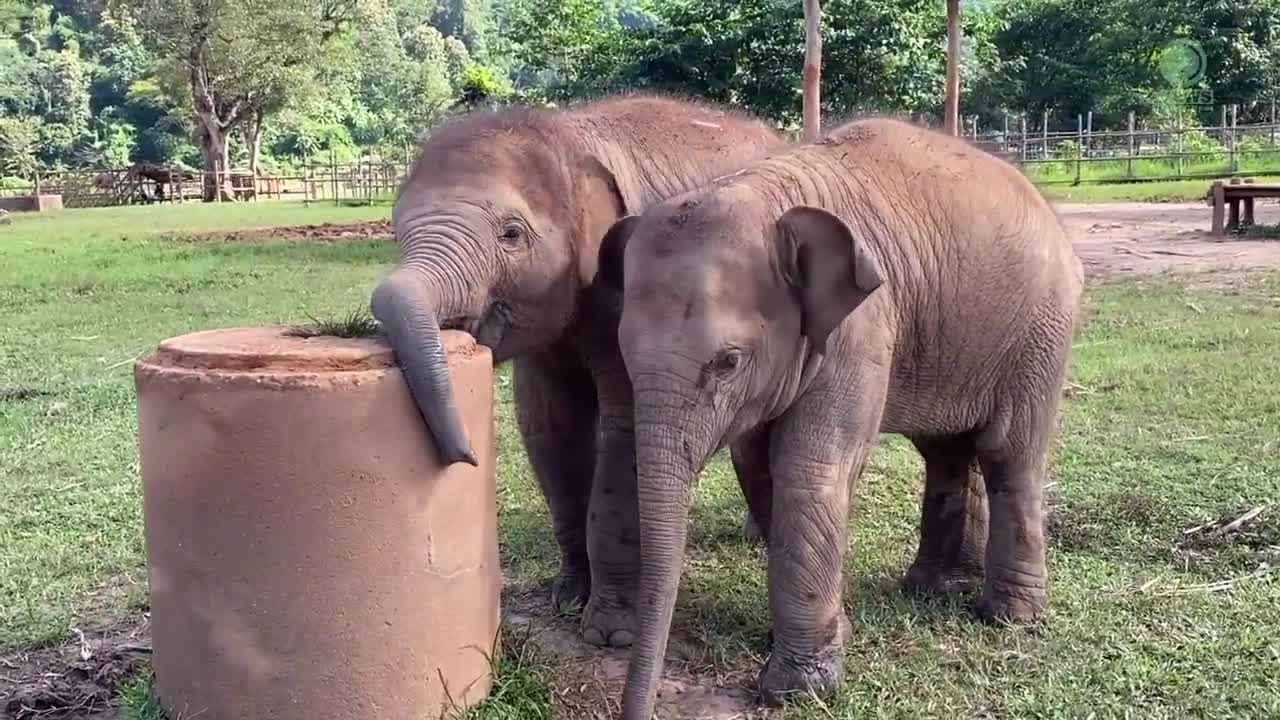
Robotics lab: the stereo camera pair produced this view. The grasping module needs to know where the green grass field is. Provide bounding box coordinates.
[2,203,1279,718]
[1036,175,1280,204]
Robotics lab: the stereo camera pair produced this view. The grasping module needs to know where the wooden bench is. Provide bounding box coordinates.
[1209,179,1280,235]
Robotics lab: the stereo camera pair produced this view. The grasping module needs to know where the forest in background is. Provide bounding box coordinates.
[1,0,1278,186]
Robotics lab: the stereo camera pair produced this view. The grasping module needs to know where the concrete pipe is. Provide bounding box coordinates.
[135,327,499,720]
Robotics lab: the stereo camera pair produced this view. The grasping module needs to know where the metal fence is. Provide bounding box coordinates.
[965,104,1280,185]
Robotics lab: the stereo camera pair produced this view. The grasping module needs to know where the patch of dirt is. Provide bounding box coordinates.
[1045,488,1171,554]
[0,386,51,402]
[182,220,392,243]
[1173,504,1279,573]
[504,583,769,720]
[0,614,150,720]
[1056,201,1280,280]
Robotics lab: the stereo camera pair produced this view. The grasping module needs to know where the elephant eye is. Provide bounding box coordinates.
[714,348,745,376]
[498,223,525,244]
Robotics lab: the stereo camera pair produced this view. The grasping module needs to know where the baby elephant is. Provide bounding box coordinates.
[598,118,1083,718]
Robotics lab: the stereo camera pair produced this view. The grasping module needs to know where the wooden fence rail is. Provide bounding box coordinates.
[0,160,414,208]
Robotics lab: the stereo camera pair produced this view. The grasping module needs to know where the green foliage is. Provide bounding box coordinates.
[459,63,509,109]
[2,0,1277,177]
[0,115,41,177]
[978,0,1280,127]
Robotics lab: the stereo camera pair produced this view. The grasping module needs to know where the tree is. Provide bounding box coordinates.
[130,0,353,199]
[606,0,948,127]
[0,116,41,180]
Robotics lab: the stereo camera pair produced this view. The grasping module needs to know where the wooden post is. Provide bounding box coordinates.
[1003,113,1009,153]
[1075,114,1084,185]
[1229,104,1238,173]
[1019,114,1028,164]
[1176,110,1185,179]
[1085,111,1093,162]
[943,0,961,136]
[1243,178,1256,227]
[330,150,338,203]
[802,0,822,142]
[1271,99,1277,148]
[1127,111,1136,178]
[1211,180,1225,235]
[1042,109,1049,158]
[1220,105,1228,171]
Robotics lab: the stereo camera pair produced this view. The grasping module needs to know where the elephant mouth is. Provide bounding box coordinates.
[442,304,511,358]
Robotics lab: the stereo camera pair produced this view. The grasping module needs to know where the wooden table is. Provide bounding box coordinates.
[1209,179,1280,235]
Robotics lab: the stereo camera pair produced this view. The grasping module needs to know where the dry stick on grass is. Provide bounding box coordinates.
[1155,566,1274,596]
[1182,504,1271,536]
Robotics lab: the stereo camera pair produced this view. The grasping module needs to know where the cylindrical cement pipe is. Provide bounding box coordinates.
[135,327,498,720]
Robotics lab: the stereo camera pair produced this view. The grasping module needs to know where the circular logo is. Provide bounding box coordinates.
[1158,39,1207,86]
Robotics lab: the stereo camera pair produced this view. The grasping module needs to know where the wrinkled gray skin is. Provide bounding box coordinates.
[369,95,785,644]
[600,118,1084,718]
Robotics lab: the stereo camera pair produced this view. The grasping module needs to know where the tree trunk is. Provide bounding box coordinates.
[802,0,822,142]
[189,43,240,202]
[245,110,265,177]
[199,116,234,202]
[944,0,961,136]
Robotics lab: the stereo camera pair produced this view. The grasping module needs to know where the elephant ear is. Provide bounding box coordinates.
[777,205,884,353]
[594,214,642,293]
[575,155,631,286]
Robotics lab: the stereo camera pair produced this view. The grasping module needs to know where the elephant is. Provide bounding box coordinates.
[368,94,786,644]
[597,118,1084,718]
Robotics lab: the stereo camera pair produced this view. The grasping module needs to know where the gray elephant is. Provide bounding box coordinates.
[368,94,786,644]
[598,118,1084,718]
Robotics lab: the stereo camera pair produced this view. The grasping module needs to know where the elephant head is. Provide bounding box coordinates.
[598,190,883,719]
[371,110,632,465]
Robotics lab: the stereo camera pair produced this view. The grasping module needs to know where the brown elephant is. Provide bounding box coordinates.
[368,94,786,645]
[598,118,1084,717]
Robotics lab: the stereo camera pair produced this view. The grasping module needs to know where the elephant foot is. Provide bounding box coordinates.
[902,561,983,596]
[743,514,766,544]
[975,583,1046,624]
[759,615,850,707]
[581,592,635,648]
[551,567,591,614]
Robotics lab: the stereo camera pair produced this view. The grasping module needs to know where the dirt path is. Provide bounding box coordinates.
[191,203,1280,281]
[1057,201,1280,278]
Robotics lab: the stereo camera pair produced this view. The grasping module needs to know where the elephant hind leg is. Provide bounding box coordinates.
[902,434,989,596]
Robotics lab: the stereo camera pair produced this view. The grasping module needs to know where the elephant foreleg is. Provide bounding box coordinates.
[902,435,988,595]
[513,351,598,612]
[758,387,885,707]
[730,423,775,544]
[581,361,641,647]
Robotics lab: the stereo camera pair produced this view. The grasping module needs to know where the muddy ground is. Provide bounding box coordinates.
[3,201,1277,720]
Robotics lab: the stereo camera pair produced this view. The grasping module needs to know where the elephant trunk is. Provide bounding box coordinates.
[370,267,478,466]
[622,388,708,720]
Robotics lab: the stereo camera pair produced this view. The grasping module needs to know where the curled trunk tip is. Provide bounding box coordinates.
[371,270,478,467]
